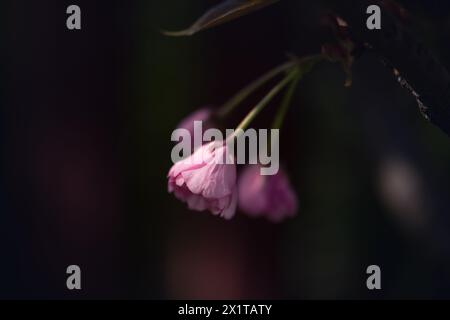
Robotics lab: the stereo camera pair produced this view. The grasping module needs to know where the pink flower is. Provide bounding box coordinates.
[177,107,213,135]
[238,165,298,223]
[176,107,214,152]
[168,141,237,220]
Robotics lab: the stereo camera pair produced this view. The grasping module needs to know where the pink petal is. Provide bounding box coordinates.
[220,188,238,220]
[182,163,214,195]
[186,193,209,211]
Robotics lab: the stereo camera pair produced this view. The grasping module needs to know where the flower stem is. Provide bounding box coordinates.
[272,72,301,129]
[272,54,324,129]
[232,68,299,137]
[218,60,297,118]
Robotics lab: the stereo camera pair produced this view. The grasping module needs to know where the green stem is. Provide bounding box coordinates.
[272,71,301,129]
[218,60,297,118]
[272,54,324,129]
[232,68,299,137]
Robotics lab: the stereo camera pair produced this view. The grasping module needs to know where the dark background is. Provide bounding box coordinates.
[1,0,450,299]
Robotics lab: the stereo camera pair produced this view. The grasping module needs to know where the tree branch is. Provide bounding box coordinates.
[327,0,450,136]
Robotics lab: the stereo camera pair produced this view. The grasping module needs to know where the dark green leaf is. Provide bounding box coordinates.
[163,0,279,36]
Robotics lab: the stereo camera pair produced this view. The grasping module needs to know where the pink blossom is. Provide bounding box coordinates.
[168,141,237,220]
[238,165,298,222]
[177,107,213,135]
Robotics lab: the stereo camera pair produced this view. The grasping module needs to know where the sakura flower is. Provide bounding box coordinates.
[168,141,237,220]
[238,165,298,222]
[175,107,214,152]
[177,107,213,135]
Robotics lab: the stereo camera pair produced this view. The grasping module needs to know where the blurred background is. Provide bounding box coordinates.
[1,0,450,299]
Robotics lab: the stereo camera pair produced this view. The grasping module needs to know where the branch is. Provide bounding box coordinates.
[327,0,450,136]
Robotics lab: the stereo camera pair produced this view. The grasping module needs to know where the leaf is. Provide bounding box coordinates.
[163,0,279,37]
